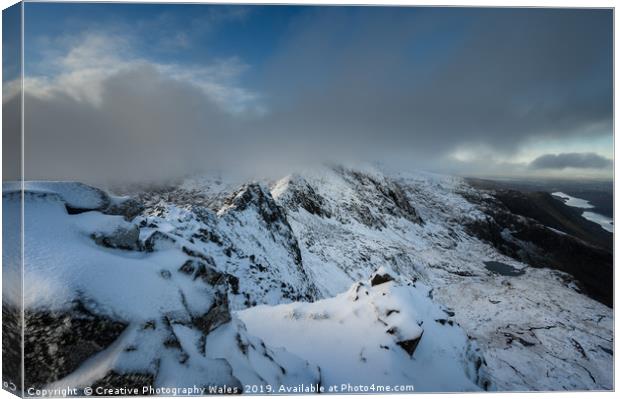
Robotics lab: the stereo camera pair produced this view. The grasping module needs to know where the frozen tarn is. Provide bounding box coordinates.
[582,211,614,233]
[552,192,595,209]
[552,192,613,232]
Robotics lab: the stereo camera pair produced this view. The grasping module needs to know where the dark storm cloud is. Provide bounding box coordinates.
[529,153,613,170]
[256,7,612,160]
[18,64,257,184]
[11,7,613,183]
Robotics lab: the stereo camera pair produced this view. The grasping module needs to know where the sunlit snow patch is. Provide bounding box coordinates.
[238,268,490,392]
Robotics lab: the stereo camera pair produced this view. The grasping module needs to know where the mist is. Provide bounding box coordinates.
[4,6,613,184]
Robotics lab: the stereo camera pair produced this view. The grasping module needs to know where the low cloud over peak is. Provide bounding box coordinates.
[5,5,613,183]
[529,153,613,170]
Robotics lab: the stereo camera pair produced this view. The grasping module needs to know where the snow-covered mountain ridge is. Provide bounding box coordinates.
[2,165,613,393]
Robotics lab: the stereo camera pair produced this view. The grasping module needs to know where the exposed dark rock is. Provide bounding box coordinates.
[463,189,613,307]
[143,231,177,252]
[91,225,140,251]
[277,177,332,218]
[503,333,536,347]
[193,294,231,335]
[336,167,424,226]
[397,332,423,356]
[142,320,156,330]
[371,273,394,286]
[24,300,127,388]
[571,338,587,358]
[104,198,145,221]
[2,303,22,394]
[222,183,309,272]
[179,259,237,295]
[194,263,227,286]
[223,183,287,226]
[179,259,198,275]
[227,275,240,295]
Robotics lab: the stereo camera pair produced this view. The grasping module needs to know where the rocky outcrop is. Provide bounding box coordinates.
[222,183,288,225]
[370,272,394,286]
[337,167,424,226]
[24,300,128,388]
[193,293,231,335]
[272,176,332,218]
[91,225,140,251]
[104,198,145,221]
[397,334,423,356]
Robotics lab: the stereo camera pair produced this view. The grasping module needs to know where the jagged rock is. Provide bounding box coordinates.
[194,263,227,285]
[193,294,231,334]
[223,183,287,226]
[105,198,145,221]
[397,333,423,356]
[24,300,127,388]
[273,176,332,218]
[143,231,177,252]
[91,225,140,251]
[337,167,423,226]
[179,259,198,275]
[370,273,394,286]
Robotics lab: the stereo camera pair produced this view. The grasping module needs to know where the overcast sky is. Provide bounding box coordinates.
[3,4,613,183]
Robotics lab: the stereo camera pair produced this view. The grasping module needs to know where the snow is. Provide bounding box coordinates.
[2,189,22,307]
[7,165,613,392]
[239,275,485,392]
[268,166,613,391]
[9,184,319,391]
[23,181,110,210]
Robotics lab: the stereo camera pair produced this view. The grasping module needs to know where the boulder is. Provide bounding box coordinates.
[91,225,140,251]
[370,272,394,286]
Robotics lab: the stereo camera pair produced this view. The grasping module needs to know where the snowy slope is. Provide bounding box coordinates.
[7,188,319,392]
[269,166,613,391]
[239,268,489,392]
[4,164,613,393]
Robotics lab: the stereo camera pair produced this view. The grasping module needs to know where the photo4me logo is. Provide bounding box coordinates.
[245,383,416,394]
[20,383,416,396]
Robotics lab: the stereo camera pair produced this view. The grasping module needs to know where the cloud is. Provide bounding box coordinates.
[529,153,613,170]
[257,8,612,161]
[7,7,613,184]
[24,33,260,113]
[4,32,269,184]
